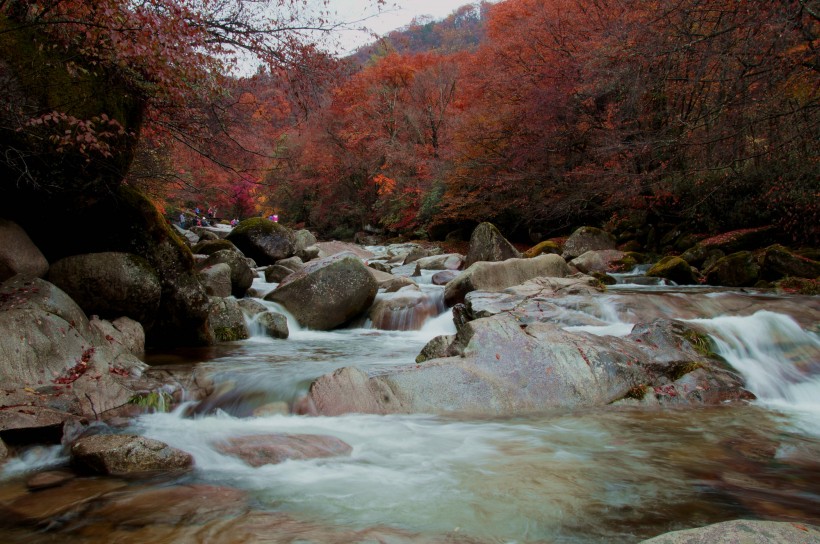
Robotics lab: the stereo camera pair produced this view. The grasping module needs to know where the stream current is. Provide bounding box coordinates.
[2,264,819,543]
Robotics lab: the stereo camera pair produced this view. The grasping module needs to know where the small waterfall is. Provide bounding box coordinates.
[689,311,820,427]
[367,287,447,331]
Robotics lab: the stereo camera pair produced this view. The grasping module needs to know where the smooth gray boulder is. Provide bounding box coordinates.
[89,316,145,358]
[293,229,319,261]
[301,314,751,417]
[199,263,232,298]
[264,264,295,283]
[71,434,193,476]
[444,254,572,306]
[265,252,378,330]
[561,227,617,260]
[199,249,254,297]
[0,276,147,433]
[414,253,465,270]
[639,519,820,543]
[569,250,626,274]
[465,222,521,267]
[0,219,49,281]
[47,252,161,325]
[256,311,289,339]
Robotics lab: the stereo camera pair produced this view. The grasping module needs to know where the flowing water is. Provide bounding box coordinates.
[2,269,819,543]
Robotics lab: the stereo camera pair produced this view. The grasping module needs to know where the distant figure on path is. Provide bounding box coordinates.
[273,214,279,223]
[179,213,186,228]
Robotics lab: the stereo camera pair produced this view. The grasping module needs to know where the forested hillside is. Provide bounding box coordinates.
[5,0,815,246]
[258,0,818,245]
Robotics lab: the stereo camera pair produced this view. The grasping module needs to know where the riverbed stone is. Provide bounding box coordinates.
[199,263,232,298]
[71,434,194,476]
[414,253,464,270]
[256,311,289,339]
[569,250,626,274]
[561,226,617,260]
[0,276,147,433]
[226,218,295,265]
[760,245,820,281]
[208,297,249,342]
[303,313,747,417]
[199,249,255,297]
[0,218,49,281]
[444,254,572,306]
[47,252,162,326]
[0,478,126,526]
[214,434,353,467]
[704,251,760,287]
[647,256,700,285]
[85,484,247,527]
[639,519,820,543]
[264,264,295,283]
[265,252,378,330]
[465,222,521,267]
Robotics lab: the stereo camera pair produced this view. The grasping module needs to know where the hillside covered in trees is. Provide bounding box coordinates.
[2,0,818,247]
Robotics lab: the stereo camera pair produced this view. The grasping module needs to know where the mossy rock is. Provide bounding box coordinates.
[226,218,295,265]
[13,185,212,348]
[523,240,561,258]
[774,277,820,295]
[760,244,820,281]
[647,256,699,285]
[208,297,250,342]
[0,15,143,212]
[704,251,760,287]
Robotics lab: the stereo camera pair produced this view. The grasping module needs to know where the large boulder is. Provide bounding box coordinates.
[293,229,319,261]
[265,252,378,330]
[639,519,820,543]
[0,277,147,433]
[0,219,48,281]
[70,434,193,476]
[444,254,572,306]
[465,222,521,267]
[302,314,750,417]
[704,251,760,287]
[6,186,213,348]
[208,297,250,342]
[199,249,254,297]
[681,226,777,268]
[198,263,232,298]
[760,245,820,281]
[561,227,617,260]
[226,218,295,265]
[647,256,700,285]
[46,252,161,325]
[569,250,626,275]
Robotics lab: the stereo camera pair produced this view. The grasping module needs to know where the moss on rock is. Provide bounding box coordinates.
[647,256,699,285]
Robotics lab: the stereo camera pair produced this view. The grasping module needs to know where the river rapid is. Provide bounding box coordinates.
[2,264,819,543]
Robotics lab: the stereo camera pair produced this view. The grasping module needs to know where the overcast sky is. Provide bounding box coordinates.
[323,0,481,54]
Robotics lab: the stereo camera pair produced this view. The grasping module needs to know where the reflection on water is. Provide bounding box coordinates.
[1,278,819,543]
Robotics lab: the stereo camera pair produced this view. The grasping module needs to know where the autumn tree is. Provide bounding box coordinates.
[0,0,379,214]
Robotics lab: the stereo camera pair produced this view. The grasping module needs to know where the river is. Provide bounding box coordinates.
[1,264,819,543]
